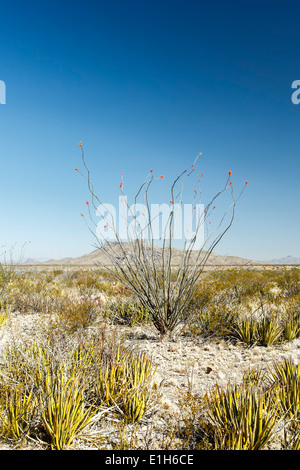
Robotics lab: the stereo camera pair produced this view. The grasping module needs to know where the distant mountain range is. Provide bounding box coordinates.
[260,256,300,265]
[21,246,300,267]
[22,243,258,267]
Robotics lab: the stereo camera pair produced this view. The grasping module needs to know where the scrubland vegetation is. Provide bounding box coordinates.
[0,265,300,450]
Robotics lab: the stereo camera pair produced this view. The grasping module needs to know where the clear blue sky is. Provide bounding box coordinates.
[1,0,299,262]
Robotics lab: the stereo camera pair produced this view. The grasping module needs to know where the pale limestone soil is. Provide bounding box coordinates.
[123,325,300,410]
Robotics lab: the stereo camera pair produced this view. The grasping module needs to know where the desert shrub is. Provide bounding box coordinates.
[48,297,100,335]
[276,270,300,298]
[188,304,236,337]
[105,301,151,327]
[76,143,250,337]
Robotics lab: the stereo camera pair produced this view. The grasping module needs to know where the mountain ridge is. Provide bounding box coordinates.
[23,242,258,266]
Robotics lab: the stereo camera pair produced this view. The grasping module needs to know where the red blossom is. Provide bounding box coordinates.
[160,175,164,179]
[229,170,232,175]
[246,180,249,185]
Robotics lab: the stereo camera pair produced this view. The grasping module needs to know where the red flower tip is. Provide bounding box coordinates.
[201,173,204,178]
[229,170,232,175]
[86,201,89,205]
[180,200,183,203]
[104,225,107,228]
[150,169,153,173]
[141,212,145,216]
[213,206,216,209]
[229,181,232,185]
[80,213,84,217]
[198,152,202,155]
[75,168,79,171]
[194,189,197,193]
[160,175,164,179]
[169,200,174,204]
[204,210,207,213]
[192,168,196,171]
[120,182,124,188]
[246,180,249,185]
[78,141,82,147]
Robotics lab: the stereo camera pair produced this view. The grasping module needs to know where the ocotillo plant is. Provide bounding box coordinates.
[75,143,248,336]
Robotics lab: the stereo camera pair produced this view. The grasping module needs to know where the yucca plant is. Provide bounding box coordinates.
[41,366,102,450]
[269,358,300,420]
[231,317,258,345]
[256,315,283,346]
[282,311,300,342]
[283,426,300,450]
[205,383,280,450]
[111,302,151,327]
[94,346,157,423]
[3,341,54,395]
[121,351,156,423]
[0,309,8,327]
[122,388,147,423]
[268,359,300,449]
[0,382,36,444]
[94,345,130,407]
[242,368,267,389]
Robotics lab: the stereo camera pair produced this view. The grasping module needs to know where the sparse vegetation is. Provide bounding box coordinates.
[0,265,300,449]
